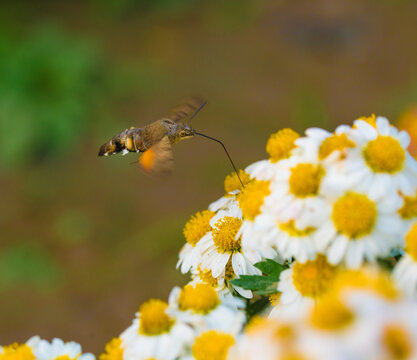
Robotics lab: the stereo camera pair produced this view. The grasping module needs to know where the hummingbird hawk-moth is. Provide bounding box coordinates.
[98,98,244,186]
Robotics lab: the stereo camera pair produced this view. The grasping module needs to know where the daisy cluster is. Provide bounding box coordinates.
[178,115,417,304]
[99,283,245,360]
[4,115,417,360]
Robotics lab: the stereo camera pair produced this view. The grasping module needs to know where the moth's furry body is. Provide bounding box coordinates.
[98,118,195,157]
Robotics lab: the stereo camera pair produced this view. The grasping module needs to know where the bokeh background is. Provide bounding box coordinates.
[2,0,417,353]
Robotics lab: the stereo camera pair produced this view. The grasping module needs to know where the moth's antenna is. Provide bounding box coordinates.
[195,132,245,188]
[188,100,207,124]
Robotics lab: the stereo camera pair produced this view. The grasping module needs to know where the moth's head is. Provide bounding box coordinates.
[178,123,195,139]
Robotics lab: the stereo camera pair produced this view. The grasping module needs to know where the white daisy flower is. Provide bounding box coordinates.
[167,283,245,334]
[314,189,405,268]
[31,338,95,360]
[330,116,417,201]
[120,299,194,360]
[252,213,317,263]
[263,157,326,229]
[295,126,356,162]
[246,128,301,181]
[177,210,215,274]
[198,203,260,298]
[276,255,337,310]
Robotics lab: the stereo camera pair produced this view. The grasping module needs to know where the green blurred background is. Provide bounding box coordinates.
[2,0,417,352]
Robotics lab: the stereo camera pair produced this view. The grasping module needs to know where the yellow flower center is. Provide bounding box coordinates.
[178,283,220,314]
[310,296,354,331]
[192,331,235,360]
[382,324,413,360]
[224,170,251,193]
[332,192,376,238]
[274,323,296,342]
[139,299,175,336]
[357,114,377,127]
[0,344,35,360]
[279,220,315,237]
[318,133,355,159]
[183,210,215,246]
[289,164,323,198]
[405,222,417,262]
[198,266,219,287]
[333,269,398,300]
[55,357,73,360]
[266,128,300,163]
[399,192,417,219]
[212,217,242,253]
[363,136,405,173]
[99,338,123,360]
[237,180,271,221]
[292,255,337,298]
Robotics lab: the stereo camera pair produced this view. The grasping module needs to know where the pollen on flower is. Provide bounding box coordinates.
[237,180,271,221]
[139,299,175,336]
[310,296,354,331]
[54,356,72,360]
[405,222,417,262]
[183,210,215,247]
[363,136,405,173]
[178,283,220,314]
[268,292,281,306]
[318,133,355,159]
[266,128,300,163]
[99,338,123,360]
[192,330,235,360]
[332,192,376,238]
[358,114,377,127]
[399,192,417,219]
[212,216,242,253]
[198,266,219,287]
[382,324,412,360]
[224,170,251,193]
[279,220,315,237]
[289,163,323,198]
[225,258,236,280]
[292,255,337,298]
[0,343,35,360]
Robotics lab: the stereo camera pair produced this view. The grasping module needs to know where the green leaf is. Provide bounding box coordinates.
[230,275,274,290]
[254,259,286,280]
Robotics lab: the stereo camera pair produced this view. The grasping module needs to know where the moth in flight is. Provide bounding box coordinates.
[98,98,243,186]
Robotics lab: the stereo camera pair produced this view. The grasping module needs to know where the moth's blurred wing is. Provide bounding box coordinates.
[169,96,206,123]
[138,136,173,174]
